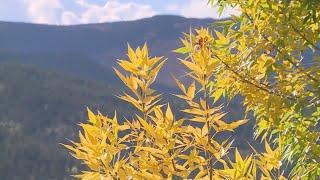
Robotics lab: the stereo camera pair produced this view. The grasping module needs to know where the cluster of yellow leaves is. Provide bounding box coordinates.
[215,144,282,179]
[196,0,319,178]
[114,43,165,116]
[61,109,131,179]
[63,42,284,179]
[175,27,286,180]
[63,1,320,178]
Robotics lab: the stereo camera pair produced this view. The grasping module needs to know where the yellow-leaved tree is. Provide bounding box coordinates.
[63,0,320,179]
[203,0,319,178]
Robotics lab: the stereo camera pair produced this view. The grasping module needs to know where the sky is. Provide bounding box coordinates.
[0,0,239,25]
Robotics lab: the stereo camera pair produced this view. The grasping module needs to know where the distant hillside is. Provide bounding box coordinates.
[0,63,136,179]
[0,15,214,86]
[0,50,117,83]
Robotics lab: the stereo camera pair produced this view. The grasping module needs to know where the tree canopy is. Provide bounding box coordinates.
[64,0,320,179]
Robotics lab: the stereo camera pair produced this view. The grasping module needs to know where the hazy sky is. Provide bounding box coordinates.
[0,0,239,25]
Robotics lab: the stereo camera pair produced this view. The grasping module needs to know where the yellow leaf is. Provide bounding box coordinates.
[87,107,96,124]
[60,143,77,153]
[149,59,166,77]
[199,98,206,110]
[137,146,163,155]
[142,42,149,59]
[173,76,186,94]
[235,148,244,164]
[187,81,196,99]
[213,88,224,102]
[118,93,142,112]
[118,124,130,131]
[165,103,173,125]
[265,141,273,155]
[181,108,204,116]
[138,116,154,135]
[215,30,229,45]
[180,59,203,75]
[227,119,249,131]
[189,116,206,123]
[114,68,128,85]
[118,60,138,74]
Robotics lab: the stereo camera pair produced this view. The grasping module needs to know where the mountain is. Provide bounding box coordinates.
[0,63,138,179]
[0,15,214,86]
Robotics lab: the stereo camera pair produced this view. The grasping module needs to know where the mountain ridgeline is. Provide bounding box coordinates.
[0,15,214,86]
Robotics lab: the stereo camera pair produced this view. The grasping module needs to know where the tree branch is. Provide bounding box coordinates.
[289,22,320,52]
[213,54,298,101]
[243,12,319,84]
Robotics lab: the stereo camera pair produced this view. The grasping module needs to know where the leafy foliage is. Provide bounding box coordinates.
[64,43,281,179]
[209,0,319,178]
[64,1,320,179]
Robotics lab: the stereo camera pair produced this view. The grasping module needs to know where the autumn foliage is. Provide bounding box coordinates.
[63,0,320,179]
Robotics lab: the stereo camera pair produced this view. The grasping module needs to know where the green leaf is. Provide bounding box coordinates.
[174,47,189,54]
[213,88,224,102]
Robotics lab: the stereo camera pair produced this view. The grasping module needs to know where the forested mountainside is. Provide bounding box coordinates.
[0,15,213,86]
[0,63,134,179]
